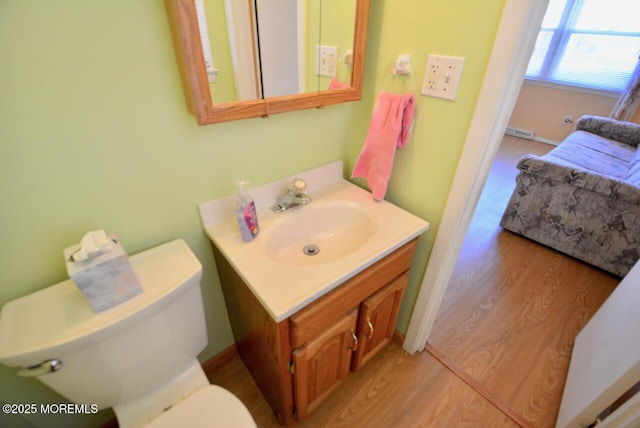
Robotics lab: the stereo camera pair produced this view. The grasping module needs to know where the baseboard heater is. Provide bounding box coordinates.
[505,127,535,140]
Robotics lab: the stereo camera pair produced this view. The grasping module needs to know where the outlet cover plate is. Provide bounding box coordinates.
[317,45,338,78]
[421,55,465,101]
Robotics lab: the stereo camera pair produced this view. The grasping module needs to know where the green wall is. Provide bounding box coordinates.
[349,0,506,331]
[0,0,505,426]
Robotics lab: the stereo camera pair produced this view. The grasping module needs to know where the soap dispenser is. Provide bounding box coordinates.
[235,180,259,242]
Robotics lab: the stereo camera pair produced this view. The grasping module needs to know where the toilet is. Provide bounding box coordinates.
[0,239,256,428]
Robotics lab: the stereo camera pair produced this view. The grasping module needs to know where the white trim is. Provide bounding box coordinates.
[523,78,621,99]
[598,391,640,428]
[403,0,551,355]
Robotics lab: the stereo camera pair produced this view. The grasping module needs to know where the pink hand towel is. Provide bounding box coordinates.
[351,91,415,200]
[329,78,350,90]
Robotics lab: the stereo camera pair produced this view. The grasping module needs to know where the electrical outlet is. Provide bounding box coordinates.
[317,45,338,77]
[421,55,465,101]
[563,115,574,126]
[424,62,439,89]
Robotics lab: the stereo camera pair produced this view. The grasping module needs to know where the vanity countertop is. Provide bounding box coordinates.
[198,161,429,322]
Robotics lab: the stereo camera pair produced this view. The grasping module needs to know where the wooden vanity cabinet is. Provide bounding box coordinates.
[212,238,418,426]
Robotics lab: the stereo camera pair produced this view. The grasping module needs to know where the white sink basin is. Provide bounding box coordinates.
[264,201,376,266]
[199,161,429,322]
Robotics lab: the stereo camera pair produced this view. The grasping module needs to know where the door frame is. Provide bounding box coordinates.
[403,0,550,353]
[598,393,640,428]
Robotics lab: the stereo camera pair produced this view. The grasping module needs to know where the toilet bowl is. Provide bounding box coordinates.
[0,239,256,428]
[146,385,255,428]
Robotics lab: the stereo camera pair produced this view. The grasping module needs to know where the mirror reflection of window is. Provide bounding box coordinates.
[194,0,218,83]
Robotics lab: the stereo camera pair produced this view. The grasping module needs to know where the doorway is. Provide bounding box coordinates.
[404,0,552,353]
[426,134,618,427]
[404,0,640,425]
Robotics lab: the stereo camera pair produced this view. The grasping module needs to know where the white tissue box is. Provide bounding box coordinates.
[64,233,142,313]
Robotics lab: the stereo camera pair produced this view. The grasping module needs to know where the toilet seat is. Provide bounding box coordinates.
[146,385,256,428]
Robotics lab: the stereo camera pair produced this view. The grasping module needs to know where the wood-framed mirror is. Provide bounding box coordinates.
[165,0,371,125]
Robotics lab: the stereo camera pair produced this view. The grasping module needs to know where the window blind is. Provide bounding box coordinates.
[526,0,640,93]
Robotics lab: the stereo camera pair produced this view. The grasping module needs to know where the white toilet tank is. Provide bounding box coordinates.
[0,239,207,412]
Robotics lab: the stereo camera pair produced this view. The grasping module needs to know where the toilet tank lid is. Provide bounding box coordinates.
[0,239,203,367]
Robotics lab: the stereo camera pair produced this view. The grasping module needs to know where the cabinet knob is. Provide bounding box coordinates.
[349,329,359,351]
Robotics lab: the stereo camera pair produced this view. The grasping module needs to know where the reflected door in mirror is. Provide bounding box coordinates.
[202,0,357,104]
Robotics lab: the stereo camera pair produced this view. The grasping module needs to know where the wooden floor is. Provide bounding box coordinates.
[207,136,619,427]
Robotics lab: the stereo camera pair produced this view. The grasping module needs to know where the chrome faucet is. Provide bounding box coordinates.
[271,178,311,213]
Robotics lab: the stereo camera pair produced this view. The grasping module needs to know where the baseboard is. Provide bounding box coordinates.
[201,344,239,377]
[392,329,405,346]
[505,126,534,139]
[532,135,560,146]
[504,126,560,147]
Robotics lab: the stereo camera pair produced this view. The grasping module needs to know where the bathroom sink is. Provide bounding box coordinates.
[263,201,376,265]
[199,161,429,321]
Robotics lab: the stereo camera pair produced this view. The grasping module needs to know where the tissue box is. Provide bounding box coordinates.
[64,234,143,313]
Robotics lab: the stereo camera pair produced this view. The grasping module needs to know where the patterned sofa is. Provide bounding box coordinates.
[500,115,640,277]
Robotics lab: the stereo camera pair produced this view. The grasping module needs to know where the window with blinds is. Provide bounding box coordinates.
[526,0,640,93]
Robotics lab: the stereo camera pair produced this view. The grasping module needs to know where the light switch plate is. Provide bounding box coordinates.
[421,55,465,101]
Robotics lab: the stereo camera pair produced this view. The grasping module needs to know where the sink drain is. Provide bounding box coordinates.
[303,244,320,256]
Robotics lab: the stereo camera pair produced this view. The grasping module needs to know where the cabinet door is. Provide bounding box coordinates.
[292,308,358,420]
[352,272,409,371]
